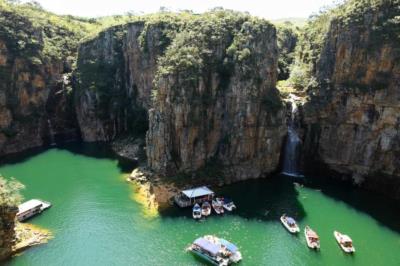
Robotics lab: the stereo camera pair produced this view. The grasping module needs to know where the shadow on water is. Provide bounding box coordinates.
[0,142,136,174]
[158,175,308,222]
[302,175,400,233]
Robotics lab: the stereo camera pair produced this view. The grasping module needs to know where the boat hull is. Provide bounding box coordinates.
[305,227,320,249]
[334,231,355,253]
[280,216,300,234]
[212,200,224,215]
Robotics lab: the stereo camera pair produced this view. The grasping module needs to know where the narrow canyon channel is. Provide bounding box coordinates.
[1,143,399,266]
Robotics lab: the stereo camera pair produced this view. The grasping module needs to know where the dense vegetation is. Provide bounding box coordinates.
[288,0,400,91]
[0,176,23,207]
[276,22,299,80]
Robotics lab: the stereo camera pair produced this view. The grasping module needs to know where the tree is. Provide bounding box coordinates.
[0,176,24,207]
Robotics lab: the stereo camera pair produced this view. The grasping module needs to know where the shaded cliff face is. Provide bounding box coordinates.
[301,0,400,199]
[146,14,286,180]
[0,206,17,261]
[0,8,79,156]
[75,21,172,141]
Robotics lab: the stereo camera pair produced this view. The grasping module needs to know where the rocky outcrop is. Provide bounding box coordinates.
[301,0,400,199]
[0,206,17,261]
[146,16,286,181]
[0,8,79,156]
[75,21,171,142]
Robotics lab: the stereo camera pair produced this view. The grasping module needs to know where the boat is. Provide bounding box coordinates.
[201,201,212,217]
[334,231,355,253]
[187,235,242,265]
[280,214,300,233]
[305,226,320,249]
[222,198,236,212]
[193,204,202,219]
[17,199,51,222]
[212,199,224,215]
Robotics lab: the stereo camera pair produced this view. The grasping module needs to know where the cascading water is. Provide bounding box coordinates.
[47,119,56,146]
[282,95,303,177]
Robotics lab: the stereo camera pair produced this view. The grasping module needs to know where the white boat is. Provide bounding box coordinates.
[280,214,300,233]
[305,226,320,249]
[187,235,242,265]
[212,199,224,215]
[334,231,355,253]
[17,199,51,222]
[201,202,212,217]
[192,204,202,219]
[222,198,236,212]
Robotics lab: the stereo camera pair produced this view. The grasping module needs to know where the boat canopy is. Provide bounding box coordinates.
[194,238,220,256]
[219,238,238,253]
[182,186,214,199]
[286,217,296,225]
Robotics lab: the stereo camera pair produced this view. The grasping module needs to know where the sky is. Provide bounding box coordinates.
[23,0,337,19]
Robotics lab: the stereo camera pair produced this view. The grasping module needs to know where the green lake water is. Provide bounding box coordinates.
[1,144,400,266]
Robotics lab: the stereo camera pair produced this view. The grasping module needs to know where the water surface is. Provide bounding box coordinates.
[1,144,399,266]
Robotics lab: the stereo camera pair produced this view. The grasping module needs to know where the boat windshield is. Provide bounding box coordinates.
[344,241,353,247]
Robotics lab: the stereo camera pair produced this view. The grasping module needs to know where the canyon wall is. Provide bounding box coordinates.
[146,15,286,180]
[301,0,400,199]
[0,7,79,156]
[0,206,17,261]
[75,21,171,141]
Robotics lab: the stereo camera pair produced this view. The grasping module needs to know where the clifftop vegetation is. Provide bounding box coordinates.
[0,176,23,208]
[288,0,400,91]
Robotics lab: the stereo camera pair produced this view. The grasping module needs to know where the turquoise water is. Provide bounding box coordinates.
[1,144,400,266]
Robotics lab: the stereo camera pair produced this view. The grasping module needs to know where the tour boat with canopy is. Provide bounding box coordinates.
[187,235,242,265]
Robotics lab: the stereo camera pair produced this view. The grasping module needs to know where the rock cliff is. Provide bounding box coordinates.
[0,6,80,156]
[75,21,171,142]
[300,0,400,199]
[0,206,17,261]
[146,13,286,180]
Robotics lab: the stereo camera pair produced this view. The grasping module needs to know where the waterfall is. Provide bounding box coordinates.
[282,95,303,177]
[47,119,56,146]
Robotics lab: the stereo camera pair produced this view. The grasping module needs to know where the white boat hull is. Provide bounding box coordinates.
[305,227,320,249]
[334,231,355,253]
[212,200,224,215]
[280,216,300,233]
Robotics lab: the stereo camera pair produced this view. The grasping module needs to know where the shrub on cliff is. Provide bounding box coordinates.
[0,176,24,207]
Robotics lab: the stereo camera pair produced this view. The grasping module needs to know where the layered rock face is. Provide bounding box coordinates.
[0,10,79,156]
[146,17,286,180]
[75,22,170,142]
[302,1,400,198]
[0,206,17,261]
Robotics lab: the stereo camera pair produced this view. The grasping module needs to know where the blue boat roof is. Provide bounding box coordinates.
[194,238,220,256]
[182,186,214,198]
[286,217,296,224]
[219,238,238,253]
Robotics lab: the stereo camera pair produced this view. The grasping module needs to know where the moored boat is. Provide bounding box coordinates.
[187,235,242,265]
[222,198,236,212]
[334,231,355,253]
[17,199,51,222]
[201,201,212,217]
[280,214,300,233]
[212,199,224,215]
[305,226,320,249]
[193,203,202,219]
